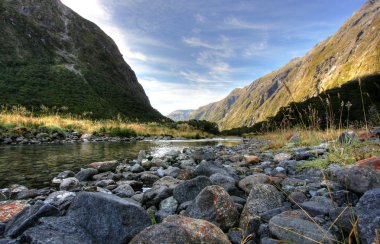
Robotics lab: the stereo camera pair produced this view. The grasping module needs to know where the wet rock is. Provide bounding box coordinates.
[4,201,60,238]
[75,168,98,181]
[326,165,380,194]
[210,173,237,193]
[192,148,215,162]
[69,192,151,243]
[57,171,75,179]
[244,155,260,164]
[0,201,29,223]
[140,173,159,186]
[173,176,212,204]
[194,161,237,178]
[274,153,292,162]
[14,189,46,200]
[130,215,230,244]
[184,185,239,231]
[130,164,144,173]
[93,172,120,181]
[137,150,146,163]
[238,173,269,193]
[355,188,380,244]
[155,196,178,222]
[89,160,118,173]
[112,184,135,198]
[142,186,172,208]
[240,184,283,229]
[59,177,80,191]
[269,210,336,244]
[20,217,94,244]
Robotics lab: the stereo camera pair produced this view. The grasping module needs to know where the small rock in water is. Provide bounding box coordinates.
[88,160,118,172]
[75,168,98,181]
[59,177,80,191]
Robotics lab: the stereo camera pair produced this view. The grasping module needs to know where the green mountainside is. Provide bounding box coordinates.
[0,0,165,121]
[190,0,380,129]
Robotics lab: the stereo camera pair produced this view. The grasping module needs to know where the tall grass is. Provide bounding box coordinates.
[0,105,211,138]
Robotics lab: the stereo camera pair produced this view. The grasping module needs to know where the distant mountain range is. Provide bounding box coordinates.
[187,0,380,129]
[0,0,165,121]
[166,110,194,121]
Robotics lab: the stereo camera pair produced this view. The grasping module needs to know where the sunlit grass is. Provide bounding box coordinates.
[0,107,211,138]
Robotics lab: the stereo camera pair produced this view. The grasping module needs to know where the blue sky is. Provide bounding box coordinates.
[61,0,366,115]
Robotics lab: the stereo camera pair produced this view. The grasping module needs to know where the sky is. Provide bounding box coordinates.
[60,0,366,115]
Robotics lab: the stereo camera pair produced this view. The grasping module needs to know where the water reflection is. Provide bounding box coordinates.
[0,139,241,188]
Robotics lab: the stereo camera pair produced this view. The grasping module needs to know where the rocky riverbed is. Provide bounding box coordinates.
[0,132,380,243]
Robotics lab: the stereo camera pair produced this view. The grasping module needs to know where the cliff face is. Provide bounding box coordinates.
[0,0,165,121]
[190,0,380,129]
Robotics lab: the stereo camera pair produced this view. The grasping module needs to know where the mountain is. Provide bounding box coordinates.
[166,109,194,121]
[0,0,165,121]
[190,0,380,129]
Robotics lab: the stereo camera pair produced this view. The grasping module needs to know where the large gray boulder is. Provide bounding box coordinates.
[173,176,212,204]
[240,184,283,229]
[130,215,230,244]
[355,188,380,244]
[326,165,380,194]
[20,192,151,244]
[184,185,239,231]
[269,210,336,244]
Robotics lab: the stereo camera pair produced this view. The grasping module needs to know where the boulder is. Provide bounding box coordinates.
[329,207,356,232]
[137,150,146,163]
[326,165,380,194]
[140,173,160,186]
[356,156,380,170]
[240,184,283,229]
[15,189,49,200]
[153,176,182,190]
[130,215,230,244]
[59,177,80,191]
[184,185,239,231]
[238,173,269,193]
[4,201,60,238]
[112,184,135,198]
[210,173,237,193]
[130,164,144,173]
[194,161,236,178]
[299,196,335,216]
[142,186,172,208]
[75,168,98,181]
[269,210,336,244]
[68,192,150,243]
[173,176,212,204]
[155,196,178,222]
[355,188,380,244]
[88,160,118,172]
[0,201,29,223]
[192,148,215,162]
[20,217,94,244]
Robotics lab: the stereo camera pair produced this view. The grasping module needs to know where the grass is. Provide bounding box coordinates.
[0,106,212,139]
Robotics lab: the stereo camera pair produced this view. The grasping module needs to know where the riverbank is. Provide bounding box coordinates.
[0,131,380,243]
[0,107,217,144]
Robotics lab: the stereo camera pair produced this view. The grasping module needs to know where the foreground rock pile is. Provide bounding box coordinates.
[1,136,380,243]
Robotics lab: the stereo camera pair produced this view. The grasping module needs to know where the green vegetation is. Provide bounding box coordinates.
[0,0,166,122]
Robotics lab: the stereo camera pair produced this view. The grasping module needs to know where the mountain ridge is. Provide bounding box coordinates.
[0,0,165,121]
[190,0,380,129]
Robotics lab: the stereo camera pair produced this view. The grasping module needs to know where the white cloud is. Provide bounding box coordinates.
[140,78,230,115]
[224,17,269,30]
[194,14,206,23]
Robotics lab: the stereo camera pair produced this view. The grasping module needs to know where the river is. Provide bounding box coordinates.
[0,138,242,188]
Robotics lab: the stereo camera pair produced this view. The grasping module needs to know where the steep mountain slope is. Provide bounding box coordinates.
[166,109,194,121]
[190,0,380,129]
[0,0,165,121]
